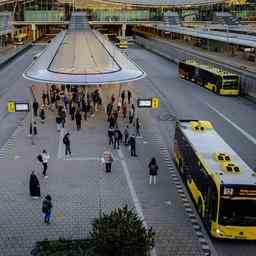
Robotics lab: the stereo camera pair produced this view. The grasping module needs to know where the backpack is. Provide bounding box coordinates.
[42,200,48,213]
[37,154,43,163]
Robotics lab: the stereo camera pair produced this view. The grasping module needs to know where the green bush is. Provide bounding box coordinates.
[90,205,155,256]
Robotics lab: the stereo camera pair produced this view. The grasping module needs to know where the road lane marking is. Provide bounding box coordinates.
[207,103,256,145]
[117,149,157,256]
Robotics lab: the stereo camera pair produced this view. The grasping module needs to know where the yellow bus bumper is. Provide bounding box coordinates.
[219,89,239,96]
[211,223,256,240]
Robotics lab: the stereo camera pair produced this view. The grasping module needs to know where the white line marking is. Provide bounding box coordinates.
[117,149,157,256]
[57,128,64,159]
[207,104,256,145]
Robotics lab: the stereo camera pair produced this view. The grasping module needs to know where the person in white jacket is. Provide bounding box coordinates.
[42,150,50,178]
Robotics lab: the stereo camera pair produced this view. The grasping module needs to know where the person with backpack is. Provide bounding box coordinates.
[63,132,71,157]
[42,195,53,224]
[39,106,46,124]
[103,148,113,173]
[75,110,82,131]
[148,157,159,185]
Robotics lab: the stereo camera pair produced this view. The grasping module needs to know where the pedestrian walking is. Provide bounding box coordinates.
[33,99,39,117]
[106,103,113,120]
[128,109,134,124]
[109,114,116,128]
[124,125,129,146]
[75,110,82,131]
[114,128,120,149]
[63,94,69,110]
[108,126,114,145]
[39,106,46,124]
[41,150,50,178]
[59,107,66,128]
[63,132,71,156]
[127,90,132,104]
[42,195,52,224]
[29,171,41,199]
[70,104,76,121]
[121,90,125,105]
[29,121,38,136]
[81,99,87,121]
[148,157,159,185]
[128,134,137,157]
[103,148,114,173]
[117,101,122,112]
[135,117,141,137]
[42,91,47,106]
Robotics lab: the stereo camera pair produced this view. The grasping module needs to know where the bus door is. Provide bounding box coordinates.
[204,180,218,231]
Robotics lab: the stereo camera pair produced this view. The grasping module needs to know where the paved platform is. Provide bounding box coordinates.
[0,84,213,256]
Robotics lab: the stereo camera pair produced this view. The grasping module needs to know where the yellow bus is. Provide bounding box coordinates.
[172,120,256,240]
[178,59,240,96]
[14,30,27,45]
[116,37,128,49]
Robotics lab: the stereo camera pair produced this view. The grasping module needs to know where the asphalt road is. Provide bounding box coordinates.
[0,45,44,148]
[128,45,256,256]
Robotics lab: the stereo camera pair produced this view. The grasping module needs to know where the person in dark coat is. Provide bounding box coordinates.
[114,128,120,149]
[124,125,129,146]
[75,110,82,131]
[29,171,40,198]
[108,126,114,145]
[121,90,125,105]
[81,99,87,121]
[70,104,76,121]
[129,134,137,157]
[39,107,46,124]
[63,132,71,156]
[42,195,53,224]
[148,157,159,185]
[33,100,39,117]
[127,90,132,104]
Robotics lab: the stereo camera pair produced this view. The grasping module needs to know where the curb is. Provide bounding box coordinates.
[0,43,32,70]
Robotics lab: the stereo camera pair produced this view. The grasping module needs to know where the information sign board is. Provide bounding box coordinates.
[15,103,30,112]
[137,99,152,108]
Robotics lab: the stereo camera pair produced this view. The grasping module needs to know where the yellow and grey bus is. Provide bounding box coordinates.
[172,120,256,240]
[178,59,240,96]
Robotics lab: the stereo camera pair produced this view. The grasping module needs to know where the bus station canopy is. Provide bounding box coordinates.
[23,12,146,85]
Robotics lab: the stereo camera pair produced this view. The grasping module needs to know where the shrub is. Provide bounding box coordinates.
[90,205,155,256]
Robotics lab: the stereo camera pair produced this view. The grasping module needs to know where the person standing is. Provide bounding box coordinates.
[75,110,82,131]
[63,132,71,157]
[106,102,113,121]
[129,134,137,157]
[42,91,47,106]
[29,121,38,136]
[81,99,87,121]
[39,106,46,124]
[121,90,125,105]
[42,195,53,224]
[60,107,66,128]
[56,115,62,132]
[148,158,159,185]
[124,125,129,146]
[127,90,132,105]
[108,126,114,145]
[111,94,115,104]
[42,150,50,178]
[29,171,41,199]
[135,117,141,137]
[114,127,120,150]
[33,100,39,117]
[70,104,76,121]
[103,149,113,173]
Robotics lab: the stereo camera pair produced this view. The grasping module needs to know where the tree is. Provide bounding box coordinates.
[90,205,155,256]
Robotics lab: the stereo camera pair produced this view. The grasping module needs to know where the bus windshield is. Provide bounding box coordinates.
[222,76,239,89]
[219,198,256,226]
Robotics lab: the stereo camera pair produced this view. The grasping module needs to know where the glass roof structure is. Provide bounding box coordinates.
[23,12,146,85]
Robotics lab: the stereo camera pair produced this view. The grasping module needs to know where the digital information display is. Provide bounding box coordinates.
[15,103,30,112]
[137,99,152,108]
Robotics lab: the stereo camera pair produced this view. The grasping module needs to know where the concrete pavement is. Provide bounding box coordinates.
[0,83,211,256]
